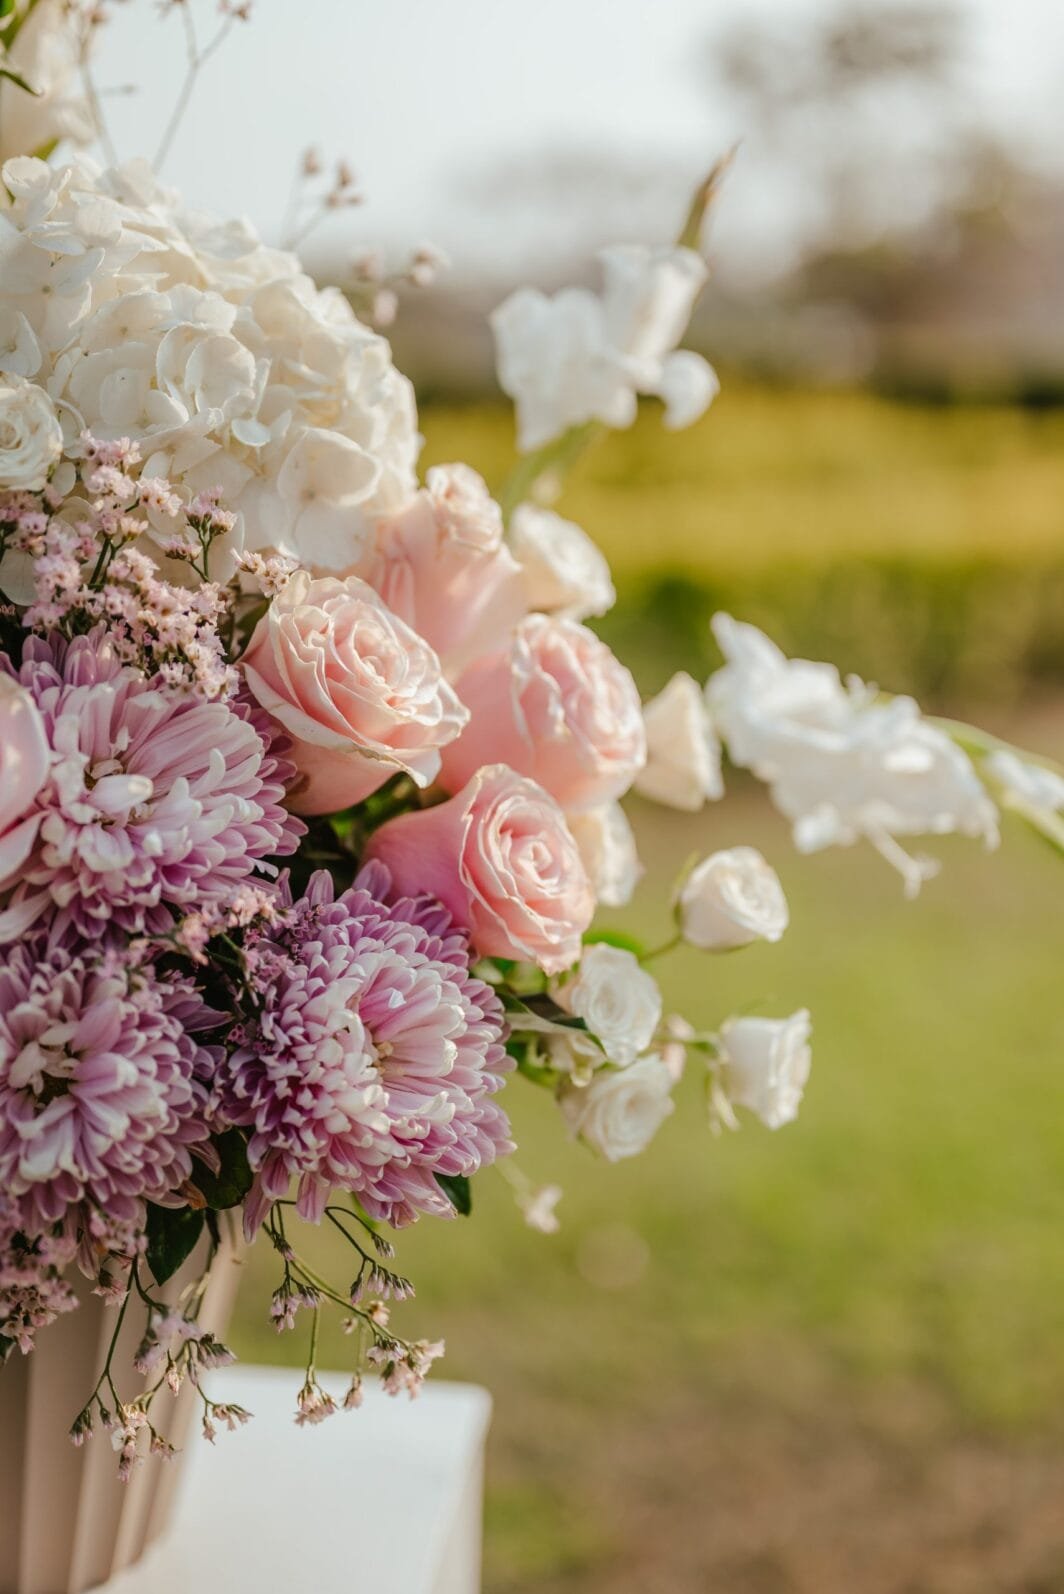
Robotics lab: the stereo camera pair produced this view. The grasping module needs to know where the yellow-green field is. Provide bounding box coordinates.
[231,391,1064,1593]
[421,384,1064,577]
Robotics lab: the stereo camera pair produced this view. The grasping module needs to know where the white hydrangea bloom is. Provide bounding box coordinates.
[707,614,999,896]
[491,244,717,452]
[0,155,420,579]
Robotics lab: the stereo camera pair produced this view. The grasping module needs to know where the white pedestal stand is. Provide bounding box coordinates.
[107,1368,491,1594]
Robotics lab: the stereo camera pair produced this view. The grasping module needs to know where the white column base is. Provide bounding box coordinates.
[109,1368,492,1594]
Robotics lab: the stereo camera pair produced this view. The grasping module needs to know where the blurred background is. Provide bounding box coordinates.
[102,2,1064,1588]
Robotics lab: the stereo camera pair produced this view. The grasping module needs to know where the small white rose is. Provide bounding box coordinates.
[678,846,789,951]
[560,1053,675,1162]
[635,671,723,812]
[566,802,642,908]
[717,1010,812,1129]
[510,504,616,622]
[555,943,662,1067]
[0,376,62,491]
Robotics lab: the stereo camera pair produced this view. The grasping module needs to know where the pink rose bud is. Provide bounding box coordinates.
[360,464,525,676]
[364,763,594,975]
[241,570,468,816]
[438,615,646,812]
[0,672,49,883]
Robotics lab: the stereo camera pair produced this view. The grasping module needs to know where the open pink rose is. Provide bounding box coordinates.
[357,464,525,676]
[242,570,468,816]
[0,672,49,883]
[438,615,646,811]
[364,763,594,975]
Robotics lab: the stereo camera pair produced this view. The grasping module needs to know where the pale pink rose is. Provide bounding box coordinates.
[241,569,468,816]
[0,672,49,882]
[438,615,646,812]
[364,763,594,975]
[357,464,525,676]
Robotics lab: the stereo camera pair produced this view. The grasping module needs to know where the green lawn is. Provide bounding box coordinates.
[231,794,1064,1590]
[230,392,1064,1591]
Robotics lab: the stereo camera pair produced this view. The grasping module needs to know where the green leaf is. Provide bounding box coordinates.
[189,1130,253,1210]
[582,927,647,958]
[0,65,39,96]
[145,1204,204,1286]
[435,1172,472,1217]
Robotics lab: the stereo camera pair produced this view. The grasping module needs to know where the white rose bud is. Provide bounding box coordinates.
[510,504,616,622]
[717,1010,812,1129]
[678,846,788,951]
[566,802,642,907]
[556,943,662,1067]
[560,1053,675,1162]
[634,671,723,812]
[0,376,63,491]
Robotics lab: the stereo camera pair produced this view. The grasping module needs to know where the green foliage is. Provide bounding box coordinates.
[189,1130,253,1210]
[435,1172,473,1216]
[144,1204,205,1286]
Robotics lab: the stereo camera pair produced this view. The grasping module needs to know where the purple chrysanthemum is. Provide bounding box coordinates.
[218,865,513,1232]
[0,939,218,1236]
[0,629,303,944]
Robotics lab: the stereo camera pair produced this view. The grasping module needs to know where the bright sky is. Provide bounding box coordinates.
[94,0,1064,278]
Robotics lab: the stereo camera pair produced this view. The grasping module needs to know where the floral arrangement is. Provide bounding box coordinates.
[3,1,1062,1476]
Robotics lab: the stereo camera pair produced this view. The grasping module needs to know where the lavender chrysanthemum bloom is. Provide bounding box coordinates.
[0,940,218,1237]
[219,866,513,1233]
[0,629,303,944]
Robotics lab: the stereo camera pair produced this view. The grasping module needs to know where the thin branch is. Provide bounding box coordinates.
[153,5,236,174]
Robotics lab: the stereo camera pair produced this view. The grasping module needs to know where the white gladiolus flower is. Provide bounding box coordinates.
[717,1011,812,1130]
[509,504,616,621]
[555,943,662,1067]
[491,244,716,452]
[0,0,95,166]
[560,1053,675,1162]
[635,671,723,812]
[655,348,721,430]
[985,749,1064,812]
[0,375,62,490]
[566,802,642,908]
[678,847,789,951]
[707,614,1000,896]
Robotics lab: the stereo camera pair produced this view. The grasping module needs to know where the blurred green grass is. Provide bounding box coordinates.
[230,391,1064,1590]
